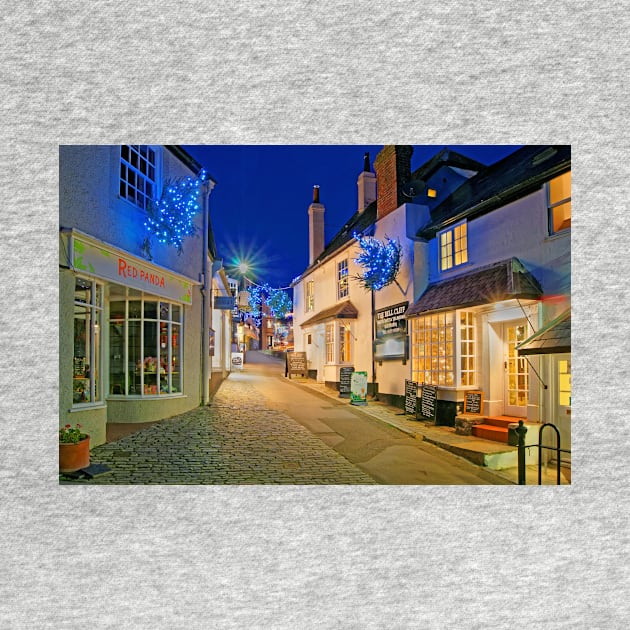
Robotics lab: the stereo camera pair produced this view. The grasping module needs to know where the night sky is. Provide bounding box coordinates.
[182,145,522,289]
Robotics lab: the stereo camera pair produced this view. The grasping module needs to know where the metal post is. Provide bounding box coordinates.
[516,420,528,485]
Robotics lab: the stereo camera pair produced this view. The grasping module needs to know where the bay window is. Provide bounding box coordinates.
[410,310,476,388]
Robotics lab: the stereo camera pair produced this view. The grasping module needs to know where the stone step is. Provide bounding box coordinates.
[484,415,524,429]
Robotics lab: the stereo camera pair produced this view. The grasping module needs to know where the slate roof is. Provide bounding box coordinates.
[417,145,571,239]
[405,258,542,317]
[302,300,359,327]
[516,309,571,355]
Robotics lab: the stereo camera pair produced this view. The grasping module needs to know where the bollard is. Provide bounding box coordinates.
[516,420,528,485]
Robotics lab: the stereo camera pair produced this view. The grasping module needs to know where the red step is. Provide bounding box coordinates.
[472,424,509,443]
[485,415,523,429]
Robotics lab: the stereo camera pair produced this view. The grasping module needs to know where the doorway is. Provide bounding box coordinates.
[503,321,529,417]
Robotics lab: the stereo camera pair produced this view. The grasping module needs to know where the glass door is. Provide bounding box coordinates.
[503,321,529,417]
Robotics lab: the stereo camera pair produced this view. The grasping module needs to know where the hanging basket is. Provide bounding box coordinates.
[59,436,90,473]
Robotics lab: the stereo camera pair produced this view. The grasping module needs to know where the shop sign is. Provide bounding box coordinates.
[72,236,194,304]
[231,352,244,370]
[287,352,307,378]
[214,296,236,310]
[350,371,368,406]
[464,391,483,415]
[374,301,409,361]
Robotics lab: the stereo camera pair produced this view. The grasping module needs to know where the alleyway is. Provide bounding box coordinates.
[65,351,511,485]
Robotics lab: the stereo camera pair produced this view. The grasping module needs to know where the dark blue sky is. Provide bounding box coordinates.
[182,145,521,288]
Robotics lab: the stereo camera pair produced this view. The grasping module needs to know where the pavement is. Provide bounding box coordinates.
[62,351,570,485]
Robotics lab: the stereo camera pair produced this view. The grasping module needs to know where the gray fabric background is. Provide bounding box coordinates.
[1,1,627,627]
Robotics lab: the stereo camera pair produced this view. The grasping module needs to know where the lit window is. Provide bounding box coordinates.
[439,221,468,271]
[410,310,476,388]
[549,171,571,234]
[338,323,352,363]
[427,188,437,198]
[109,297,182,396]
[73,277,103,405]
[305,280,315,312]
[337,259,349,300]
[120,145,158,210]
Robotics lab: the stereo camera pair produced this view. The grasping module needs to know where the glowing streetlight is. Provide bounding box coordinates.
[237,262,250,275]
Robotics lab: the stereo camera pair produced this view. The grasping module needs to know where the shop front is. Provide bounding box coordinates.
[60,231,203,446]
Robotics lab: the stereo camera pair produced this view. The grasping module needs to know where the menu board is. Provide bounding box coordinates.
[339,366,355,397]
[287,352,307,378]
[404,379,418,414]
[417,384,437,421]
[464,391,483,415]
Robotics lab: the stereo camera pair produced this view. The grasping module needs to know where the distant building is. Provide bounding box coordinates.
[59,145,232,446]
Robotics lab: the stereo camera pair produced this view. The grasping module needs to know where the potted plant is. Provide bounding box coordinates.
[59,423,90,473]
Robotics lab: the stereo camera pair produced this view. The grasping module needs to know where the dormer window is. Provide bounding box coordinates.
[439,221,468,271]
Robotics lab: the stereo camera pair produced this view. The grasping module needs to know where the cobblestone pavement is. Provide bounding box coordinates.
[64,374,376,485]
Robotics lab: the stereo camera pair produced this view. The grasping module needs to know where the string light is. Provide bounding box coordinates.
[247,283,293,323]
[352,232,402,291]
[144,169,208,254]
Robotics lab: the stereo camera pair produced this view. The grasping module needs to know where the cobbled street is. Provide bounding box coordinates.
[70,365,376,485]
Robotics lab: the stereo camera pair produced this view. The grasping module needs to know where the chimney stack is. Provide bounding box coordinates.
[308,185,325,265]
[357,152,377,213]
[374,145,413,220]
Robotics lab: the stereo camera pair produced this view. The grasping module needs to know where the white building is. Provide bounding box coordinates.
[59,145,232,446]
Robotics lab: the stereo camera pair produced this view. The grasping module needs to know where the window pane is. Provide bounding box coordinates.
[550,171,571,204]
[110,300,125,320]
[129,300,142,318]
[73,307,90,403]
[144,301,158,319]
[128,321,141,395]
[109,321,126,395]
[74,277,91,304]
[172,324,181,393]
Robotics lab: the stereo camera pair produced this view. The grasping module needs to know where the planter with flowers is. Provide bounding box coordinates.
[59,424,90,473]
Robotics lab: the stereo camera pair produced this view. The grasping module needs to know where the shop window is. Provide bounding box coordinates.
[439,221,468,271]
[306,280,315,312]
[109,297,182,397]
[337,258,349,300]
[73,277,102,405]
[549,170,571,234]
[119,145,158,210]
[410,310,476,388]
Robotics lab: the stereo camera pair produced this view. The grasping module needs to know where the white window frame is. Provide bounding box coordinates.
[73,277,103,407]
[108,295,183,398]
[337,258,349,300]
[438,220,468,272]
[305,280,315,312]
[325,323,335,364]
[119,145,160,211]
[548,170,571,235]
[410,309,476,388]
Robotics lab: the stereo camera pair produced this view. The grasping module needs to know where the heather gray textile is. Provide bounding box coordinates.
[1,1,628,628]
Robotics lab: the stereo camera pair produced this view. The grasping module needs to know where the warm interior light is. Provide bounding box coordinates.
[427,188,437,198]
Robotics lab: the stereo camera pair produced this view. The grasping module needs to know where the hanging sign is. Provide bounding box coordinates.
[404,379,418,415]
[287,352,307,378]
[417,384,438,421]
[350,371,368,406]
[464,391,483,415]
[214,296,236,310]
[339,366,355,398]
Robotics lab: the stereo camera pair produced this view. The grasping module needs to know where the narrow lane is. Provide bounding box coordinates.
[244,352,508,485]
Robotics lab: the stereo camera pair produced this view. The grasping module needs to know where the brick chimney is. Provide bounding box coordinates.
[374,145,413,220]
[308,185,325,264]
[357,152,377,213]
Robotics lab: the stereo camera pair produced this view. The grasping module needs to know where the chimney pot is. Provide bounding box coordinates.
[313,185,320,203]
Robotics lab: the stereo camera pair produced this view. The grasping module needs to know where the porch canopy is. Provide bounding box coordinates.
[302,300,359,327]
[516,309,571,356]
[406,258,542,317]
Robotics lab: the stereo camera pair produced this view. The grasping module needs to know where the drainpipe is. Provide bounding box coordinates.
[201,181,211,405]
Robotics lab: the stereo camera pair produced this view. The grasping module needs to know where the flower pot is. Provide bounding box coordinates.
[59,436,90,473]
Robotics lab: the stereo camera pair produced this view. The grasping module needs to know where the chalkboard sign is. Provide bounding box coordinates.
[417,384,437,421]
[404,379,418,414]
[287,352,307,378]
[339,366,354,397]
[464,390,483,415]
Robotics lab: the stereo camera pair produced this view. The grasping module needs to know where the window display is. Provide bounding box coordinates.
[109,293,182,397]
